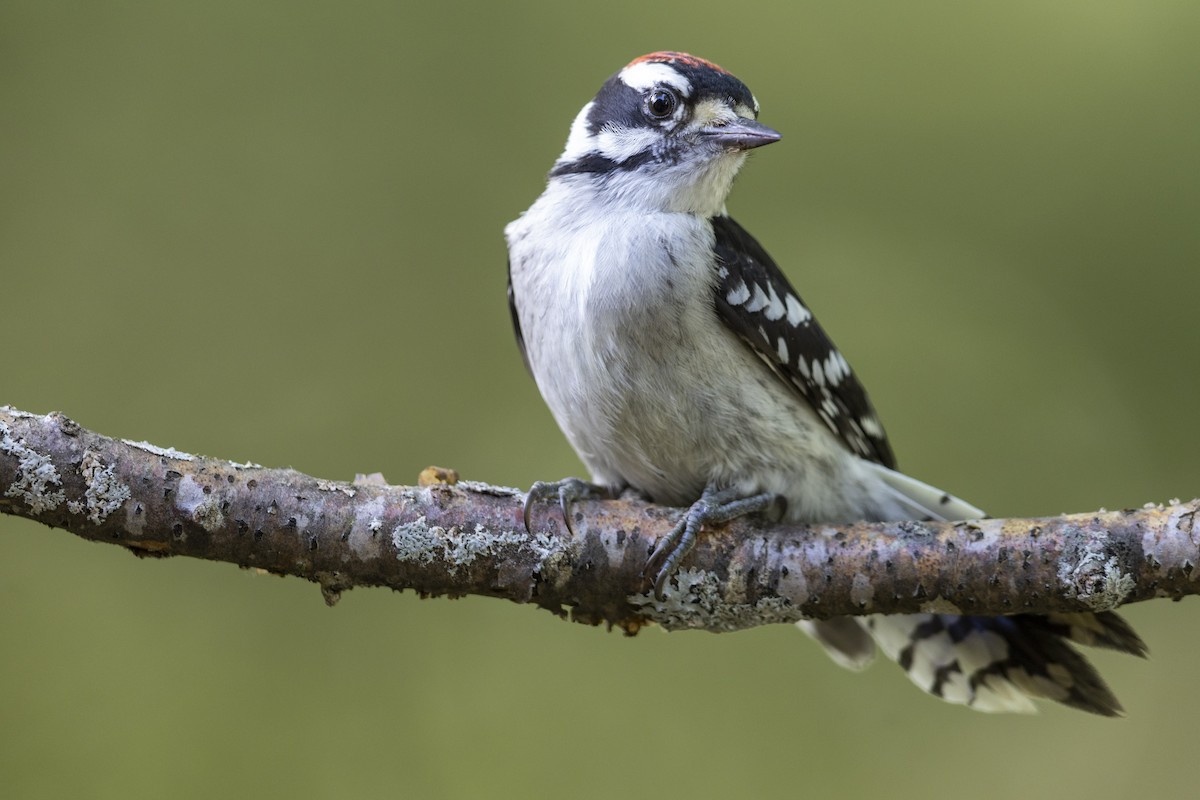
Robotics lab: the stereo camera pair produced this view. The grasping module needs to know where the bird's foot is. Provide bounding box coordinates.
[523,477,614,535]
[644,486,778,597]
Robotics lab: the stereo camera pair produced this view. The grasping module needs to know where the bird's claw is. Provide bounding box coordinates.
[646,512,702,599]
[522,478,612,535]
[644,487,779,598]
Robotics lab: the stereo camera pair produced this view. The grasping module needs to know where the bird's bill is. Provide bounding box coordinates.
[701,119,782,150]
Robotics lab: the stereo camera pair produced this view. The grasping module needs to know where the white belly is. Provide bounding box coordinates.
[507,198,905,523]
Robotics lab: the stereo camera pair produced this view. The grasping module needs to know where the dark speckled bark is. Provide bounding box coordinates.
[2,407,1197,634]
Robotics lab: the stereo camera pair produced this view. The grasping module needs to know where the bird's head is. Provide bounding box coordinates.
[549,52,780,217]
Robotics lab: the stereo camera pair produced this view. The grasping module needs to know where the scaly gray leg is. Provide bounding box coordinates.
[645,485,778,597]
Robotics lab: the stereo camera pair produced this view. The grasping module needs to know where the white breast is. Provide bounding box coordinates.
[506,180,906,521]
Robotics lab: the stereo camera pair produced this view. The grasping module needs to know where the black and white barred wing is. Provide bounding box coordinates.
[709,214,896,469]
[709,214,1147,715]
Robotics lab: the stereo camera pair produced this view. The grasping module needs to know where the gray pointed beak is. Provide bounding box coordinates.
[701,118,782,150]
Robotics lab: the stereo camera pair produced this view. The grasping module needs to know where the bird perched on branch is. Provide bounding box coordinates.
[505,51,1145,714]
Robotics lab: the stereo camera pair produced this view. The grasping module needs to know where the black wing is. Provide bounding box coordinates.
[710,215,896,468]
[507,258,532,375]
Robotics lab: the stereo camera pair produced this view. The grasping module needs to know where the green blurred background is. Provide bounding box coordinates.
[2,2,1198,797]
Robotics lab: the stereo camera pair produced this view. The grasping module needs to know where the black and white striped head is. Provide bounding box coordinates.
[550,52,780,216]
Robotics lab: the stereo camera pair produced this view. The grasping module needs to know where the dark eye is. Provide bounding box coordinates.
[645,88,678,119]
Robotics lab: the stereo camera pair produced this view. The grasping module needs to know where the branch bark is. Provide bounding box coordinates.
[2,405,1196,634]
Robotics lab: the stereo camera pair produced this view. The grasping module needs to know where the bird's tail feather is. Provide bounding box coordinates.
[869,463,985,521]
[796,466,1147,714]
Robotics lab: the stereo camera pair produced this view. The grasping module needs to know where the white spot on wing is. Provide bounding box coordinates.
[812,359,825,386]
[785,294,811,326]
[776,337,788,363]
[745,284,769,312]
[558,101,596,162]
[860,415,884,438]
[824,352,844,384]
[726,281,750,305]
[764,282,785,321]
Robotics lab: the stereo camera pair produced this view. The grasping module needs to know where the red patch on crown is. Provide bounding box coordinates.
[625,51,731,75]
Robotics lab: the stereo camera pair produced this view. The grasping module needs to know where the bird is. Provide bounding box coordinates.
[504,51,1145,714]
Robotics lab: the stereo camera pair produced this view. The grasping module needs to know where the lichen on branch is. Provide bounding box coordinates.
[1,406,1197,634]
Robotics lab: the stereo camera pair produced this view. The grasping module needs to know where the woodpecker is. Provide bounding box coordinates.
[505,51,1145,714]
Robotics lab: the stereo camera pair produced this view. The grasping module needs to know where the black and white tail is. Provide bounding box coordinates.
[798,465,1147,715]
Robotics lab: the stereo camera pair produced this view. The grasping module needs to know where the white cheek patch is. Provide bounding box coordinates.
[558,101,597,162]
[596,124,661,163]
[620,62,691,95]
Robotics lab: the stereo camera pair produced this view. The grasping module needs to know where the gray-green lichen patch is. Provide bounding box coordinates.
[392,517,441,565]
[1057,528,1136,611]
[65,450,131,525]
[391,516,530,574]
[121,439,196,461]
[526,530,575,590]
[528,531,557,562]
[0,420,66,513]
[630,568,802,632]
[1085,557,1135,609]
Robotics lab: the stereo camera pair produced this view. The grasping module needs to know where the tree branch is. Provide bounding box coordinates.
[2,405,1196,634]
